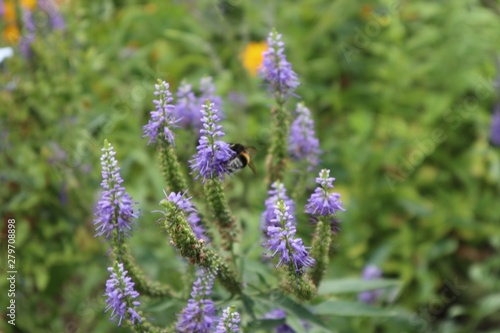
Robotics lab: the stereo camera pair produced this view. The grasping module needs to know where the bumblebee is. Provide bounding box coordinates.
[227,143,257,174]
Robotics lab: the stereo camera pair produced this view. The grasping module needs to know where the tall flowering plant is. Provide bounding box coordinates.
[87,30,404,333]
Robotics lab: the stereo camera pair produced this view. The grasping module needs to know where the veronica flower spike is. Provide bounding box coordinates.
[143,80,179,146]
[260,30,300,183]
[175,82,200,130]
[306,169,345,220]
[144,80,188,192]
[261,181,296,234]
[214,306,241,333]
[190,100,234,182]
[104,262,142,327]
[288,103,321,171]
[94,140,137,240]
[265,200,315,273]
[176,268,217,333]
[259,30,300,98]
[307,169,345,287]
[199,76,223,118]
[163,191,208,242]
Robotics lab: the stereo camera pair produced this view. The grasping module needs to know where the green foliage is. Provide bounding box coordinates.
[1,0,500,332]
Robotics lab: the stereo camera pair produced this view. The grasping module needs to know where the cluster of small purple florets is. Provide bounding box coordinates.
[190,102,235,182]
[288,103,321,171]
[143,81,180,146]
[94,143,137,240]
[262,169,345,273]
[214,307,241,333]
[175,269,243,333]
[259,31,300,97]
[176,269,217,333]
[174,77,223,131]
[164,191,208,241]
[305,169,345,232]
[104,263,141,326]
[261,181,295,232]
[265,200,315,273]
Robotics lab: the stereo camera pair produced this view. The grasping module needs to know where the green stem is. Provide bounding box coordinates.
[267,100,290,184]
[279,269,316,301]
[158,142,188,193]
[291,169,307,202]
[128,312,173,333]
[110,234,178,298]
[122,245,178,298]
[309,216,333,287]
[204,179,237,251]
[162,201,242,295]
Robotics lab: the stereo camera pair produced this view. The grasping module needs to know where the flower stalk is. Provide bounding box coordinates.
[309,216,332,287]
[306,169,345,287]
[190,100,237,250]
[205,178,237,250]
[259,30,300,184]
[143,80,188,193]
[160,194,242,295]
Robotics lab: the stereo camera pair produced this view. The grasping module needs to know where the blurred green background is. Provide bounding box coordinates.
[1,0,500,332]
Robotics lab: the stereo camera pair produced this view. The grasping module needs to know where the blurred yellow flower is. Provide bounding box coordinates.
[3,1,17,22]
[241,41,267,76]
[22,0,37,10]
[3,24,20,43]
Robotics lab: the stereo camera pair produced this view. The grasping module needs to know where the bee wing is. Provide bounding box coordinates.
[245,146,258,174]
[246,146,258,158]
[248,160,257,175]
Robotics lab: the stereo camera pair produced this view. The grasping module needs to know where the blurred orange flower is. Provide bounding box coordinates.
[240,41,267,76]
[2,0,38,42]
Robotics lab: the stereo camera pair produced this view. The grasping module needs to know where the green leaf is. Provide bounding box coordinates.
[479,293,500,317]
[255,290,332,332]
[16,219,30,247]
[34,265,49,291]
[241,293,257,320]
[318,278,400,295]
[245,318,286,332]
[313,300,399,317]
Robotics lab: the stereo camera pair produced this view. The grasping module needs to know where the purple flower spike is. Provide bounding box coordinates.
[265,200,315,273]
[358,265,383,304]
[94,141,137,239]
[39,0,65,30]
[176,269,217,333]
[163,191,208,242]
[214,307,240,333]
[261,181,296,233]
[190,101,235,182]
[491,104,500,147]
[305,169,345,217]
[175,82,201,129]
[259,31,300,97]
[19,9,36,58]
[199,77,223,117]
[104,263,141,326]
[143,80,179,146]
[288,103,321,171]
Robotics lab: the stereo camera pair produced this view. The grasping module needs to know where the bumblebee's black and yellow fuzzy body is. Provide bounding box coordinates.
[227,143,257,174]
